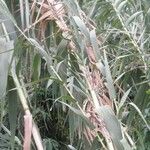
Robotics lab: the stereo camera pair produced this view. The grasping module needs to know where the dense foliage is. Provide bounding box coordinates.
[0,0,149,149]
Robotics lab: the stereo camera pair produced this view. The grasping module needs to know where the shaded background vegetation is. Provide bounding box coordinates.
[0,0,150,149]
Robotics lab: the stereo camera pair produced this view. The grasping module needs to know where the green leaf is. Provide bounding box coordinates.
[72,16,90,42]
[68,145,77,150]
[56,39,68,59]
[120,137,132,150]
[104,51,116,100]
[90,29,100,61]
[129,102,150,130]
[117,0,127,12]
[56,60,67,81]
[0,0,16,25]
[28,38,52,73]
[32,54,41,80]
[96,106,124,150]
[126,11,143,25]
[63,0,80,16]
[58,100,94,129]
[87,0,98,18]
[119,88,131,111]
[7,76,18,150]
[46,79,54,89]
[127,84,148,126]
[146,89,150,95]
[43,138,59,150]
[0,38,14,99]
[114,0,123,8]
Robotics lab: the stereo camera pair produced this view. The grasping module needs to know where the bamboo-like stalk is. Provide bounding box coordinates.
[11,66,44,150]
[11,67,29,111]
